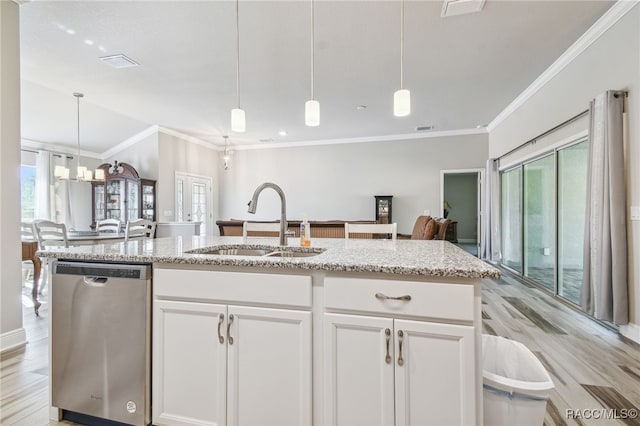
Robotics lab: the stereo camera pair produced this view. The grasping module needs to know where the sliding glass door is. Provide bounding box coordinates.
[557,141,589,304]
[523,155,555,291]
[499,138,588,305]
[500,168,522,273]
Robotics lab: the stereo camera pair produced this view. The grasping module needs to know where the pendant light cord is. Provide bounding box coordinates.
[310,0,315,100]
[400,0,404,89]
[236,0,241,108]
[74,92,83,173]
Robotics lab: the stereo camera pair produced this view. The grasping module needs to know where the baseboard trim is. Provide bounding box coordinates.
[458,238,477,244]
[0,327,27,354]
[620,322,640,344]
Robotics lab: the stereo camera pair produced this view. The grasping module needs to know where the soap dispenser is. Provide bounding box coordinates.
[300,214,311,247]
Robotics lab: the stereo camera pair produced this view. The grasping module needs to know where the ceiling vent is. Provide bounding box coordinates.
[99,54,139,69]
[416,125,434,131]
[441,0,486,18]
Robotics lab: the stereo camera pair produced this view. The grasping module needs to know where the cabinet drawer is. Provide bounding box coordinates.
[154,268,312,309]
[324,277,474,322]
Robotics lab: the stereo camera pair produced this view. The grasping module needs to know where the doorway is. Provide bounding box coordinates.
[441,169,483,256]
[175,172,213,236]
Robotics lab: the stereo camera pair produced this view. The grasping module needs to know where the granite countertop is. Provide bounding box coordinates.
[37,236,500,279]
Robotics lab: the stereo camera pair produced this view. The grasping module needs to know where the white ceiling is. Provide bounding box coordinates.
[19,0,614,154]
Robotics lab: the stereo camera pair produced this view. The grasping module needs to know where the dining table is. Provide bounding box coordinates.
[22,231,126,315]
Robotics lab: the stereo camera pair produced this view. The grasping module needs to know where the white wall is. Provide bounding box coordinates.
[489,5,640,336]
[0,1,25,351]
[157,132,220,226]
[220,134,488,235]
[104,132,159,180]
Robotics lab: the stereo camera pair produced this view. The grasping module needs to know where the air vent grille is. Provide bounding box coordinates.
[416,125,434,131]
[99,54,139,69]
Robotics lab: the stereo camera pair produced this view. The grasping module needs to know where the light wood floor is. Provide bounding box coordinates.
[2,271,640,426]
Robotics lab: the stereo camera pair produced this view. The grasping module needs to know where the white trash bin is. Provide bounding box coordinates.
[482,335,554,426]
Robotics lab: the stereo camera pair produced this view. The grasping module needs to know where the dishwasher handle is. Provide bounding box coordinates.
[83,276,109,287]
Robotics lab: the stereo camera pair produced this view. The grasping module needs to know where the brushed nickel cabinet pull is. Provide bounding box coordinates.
[375,293,411,302]
[397,330,404,366]
[227,314,235,345]
[385,328,392,364]
[217,313,225,344]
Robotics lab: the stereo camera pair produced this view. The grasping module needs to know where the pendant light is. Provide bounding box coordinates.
[54,92,105,181]
[231,0,246,132]
[305,0,320,126]
[393,0,410,117]
[223,135,230,170]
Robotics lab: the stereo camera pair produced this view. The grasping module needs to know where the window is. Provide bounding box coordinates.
[21,165,36,220]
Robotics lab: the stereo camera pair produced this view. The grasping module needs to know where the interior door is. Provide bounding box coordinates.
[226,305,312,426]
[175,172,212,236]
[324,313,395,426]
[394,319,475,426]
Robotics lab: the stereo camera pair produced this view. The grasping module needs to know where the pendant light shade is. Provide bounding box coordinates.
[305,0,320,126]
[394,0,411,117]
[394,89,411,117]
[231,108,246,133]
[305,99,320,127]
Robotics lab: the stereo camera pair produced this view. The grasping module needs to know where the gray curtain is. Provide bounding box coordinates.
[582,90,628,325]
[481,158,501,262]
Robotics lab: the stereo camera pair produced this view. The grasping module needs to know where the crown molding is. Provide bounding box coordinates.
[233,127,488,151]
[21,138,102,159]
[487,0,639,132]
[99,125,160,159]
[157,126,221,151]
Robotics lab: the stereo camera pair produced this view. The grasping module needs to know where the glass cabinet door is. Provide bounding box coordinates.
[127,181,140,221]
[94,183,105,221]
[141,180,156,221]
[106,180,125,220]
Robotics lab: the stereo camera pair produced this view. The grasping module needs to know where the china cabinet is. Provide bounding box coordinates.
[91,162,156,229]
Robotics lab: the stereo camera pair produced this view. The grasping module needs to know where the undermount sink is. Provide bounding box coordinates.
[187,245,325,258]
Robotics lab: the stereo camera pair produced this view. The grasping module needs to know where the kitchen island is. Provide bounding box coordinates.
[39,236,499,426]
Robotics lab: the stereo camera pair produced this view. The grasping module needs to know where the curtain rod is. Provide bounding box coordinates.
[21,148,73,159]
[498,109,589,161]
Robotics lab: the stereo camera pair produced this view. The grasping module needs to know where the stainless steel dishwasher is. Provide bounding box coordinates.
[51,261,151,426]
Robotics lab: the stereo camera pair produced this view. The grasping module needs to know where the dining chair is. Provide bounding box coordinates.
[125,219,157,242]
[344,222,397,240]
[96,218,121,233]
[433,218,452,241]
[21,221,37,284]
[242,221,281,238]
[33,220,69,249]
[410,215,432,240]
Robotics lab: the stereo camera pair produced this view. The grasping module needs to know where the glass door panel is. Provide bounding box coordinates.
[558,141,588,304]
[191,182,207,235]
[127,181,140,221]
[106,180,125,220]
[94,184,105,221]
[523,155,555,291]
[501,168,522,273]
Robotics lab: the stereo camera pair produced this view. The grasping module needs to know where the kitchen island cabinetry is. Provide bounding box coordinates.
[152,268,312,426]
[323,277,477,426]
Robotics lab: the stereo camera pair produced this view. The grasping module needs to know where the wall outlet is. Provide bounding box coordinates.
[423,209,431,216]
[543,247,551,256]
[163,210,173,217]
[631,206,640,221]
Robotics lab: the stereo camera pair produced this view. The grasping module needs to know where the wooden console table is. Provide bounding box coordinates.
[21,240,42,315]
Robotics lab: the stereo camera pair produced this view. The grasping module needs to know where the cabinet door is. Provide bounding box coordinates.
[394,319,475,426]
[153,300,227,426]
[227,306,312,426]
[324,313,395,426]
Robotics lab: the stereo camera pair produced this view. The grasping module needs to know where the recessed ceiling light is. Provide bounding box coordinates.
[356,105,367,111]
[84,39,94,46]
[99,54,139,69]
[98,46,106,52]
[278,130,287,136]
[66,28,76,35]
[416,125,433,131]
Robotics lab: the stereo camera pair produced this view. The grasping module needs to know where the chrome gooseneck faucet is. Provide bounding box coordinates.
[247,182,287,246]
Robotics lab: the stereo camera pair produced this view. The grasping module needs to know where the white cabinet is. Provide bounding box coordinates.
[153,269,312,426]
[324,277,478,426]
